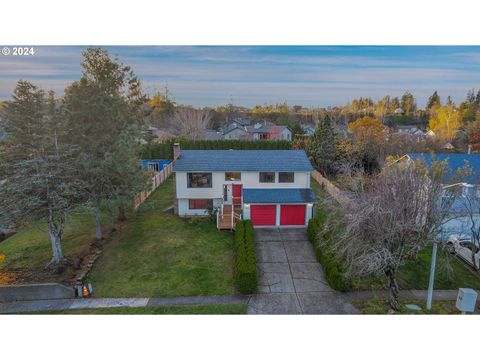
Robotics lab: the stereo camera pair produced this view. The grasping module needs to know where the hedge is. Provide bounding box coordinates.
[307,210,351,292]
[234,220,257,294]
[141,138,292,160]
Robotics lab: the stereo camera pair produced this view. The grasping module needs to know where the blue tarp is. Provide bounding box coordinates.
[140,159,171,172]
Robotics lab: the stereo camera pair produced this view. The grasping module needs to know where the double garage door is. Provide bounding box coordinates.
[250,204,306,226]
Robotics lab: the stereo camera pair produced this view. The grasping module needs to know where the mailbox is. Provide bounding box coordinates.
[455,288,478,313]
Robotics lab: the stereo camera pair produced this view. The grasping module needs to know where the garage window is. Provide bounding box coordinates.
[279,172,294,183]
[259,172,275,183]
[187,173,212,188]
[188,199,212,209]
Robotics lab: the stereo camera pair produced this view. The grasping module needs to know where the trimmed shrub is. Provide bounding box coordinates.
[307,210,351,291]
[141,139,292,160]
[234,220,257,294]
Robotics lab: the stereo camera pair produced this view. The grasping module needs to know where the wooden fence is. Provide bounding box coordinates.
[311,170,356,210]
[133,162,174,209]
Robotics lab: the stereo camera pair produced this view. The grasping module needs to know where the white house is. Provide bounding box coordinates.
[173,147,315,229]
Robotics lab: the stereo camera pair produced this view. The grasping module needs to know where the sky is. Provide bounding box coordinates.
[1,46,480,108]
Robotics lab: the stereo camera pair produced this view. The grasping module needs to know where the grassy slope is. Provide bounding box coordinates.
[88,176,236,297]
[310,177,480,291]
[20,304,247,315]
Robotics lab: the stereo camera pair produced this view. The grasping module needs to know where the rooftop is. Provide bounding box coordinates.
[243,188,316,204]
[173,150,313,172]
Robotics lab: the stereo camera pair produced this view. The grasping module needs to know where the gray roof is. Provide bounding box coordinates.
[173,150,313,172]
[243,188,316,204]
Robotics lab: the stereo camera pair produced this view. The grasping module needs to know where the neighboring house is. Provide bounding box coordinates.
[221,118,251,134]
[407,153,480,240]
[396,125,426,137]
[301,125,316,136]
[173,148,315,229]
[223,123,292,141]
[206,129,224,140]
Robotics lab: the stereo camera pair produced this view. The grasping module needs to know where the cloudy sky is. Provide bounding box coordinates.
[1,46,480,108]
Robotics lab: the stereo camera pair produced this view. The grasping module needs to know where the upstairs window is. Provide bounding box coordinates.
[225,172,241,181]
[279,172,294,183]
[187,173,212,188]
[259,172,275,183]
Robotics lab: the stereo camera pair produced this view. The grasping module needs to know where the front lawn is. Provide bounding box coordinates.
[21,304,247,315]
[88,176,236,297]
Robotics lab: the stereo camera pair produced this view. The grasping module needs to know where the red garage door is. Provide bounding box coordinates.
[280,205,306,226]
[251,205,276,226]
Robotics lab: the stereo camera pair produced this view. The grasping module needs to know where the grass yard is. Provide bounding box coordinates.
[353,298,472,315]
[0,207,109,284]
[88,176,236,298]
[310,176,480,292]
[19,304,247,315]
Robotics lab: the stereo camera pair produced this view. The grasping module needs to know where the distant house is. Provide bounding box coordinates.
[301,125,316,136]
[206,129,224,140]
[173,147,315,229]
[223,123,292,141]
[407,153,480,240]
[396,125,426,137]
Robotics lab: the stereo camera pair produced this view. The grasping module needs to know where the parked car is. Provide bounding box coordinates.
[445,235,480,269]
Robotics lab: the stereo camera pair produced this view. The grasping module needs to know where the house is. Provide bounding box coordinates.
[407,153,480,240]
[173,147,315,229]
[221,118,251,134]
[223,123,292,141]
[301,125,316,136]
[396,125,426,137]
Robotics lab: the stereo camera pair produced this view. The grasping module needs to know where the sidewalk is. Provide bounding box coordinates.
[0,289,461,314]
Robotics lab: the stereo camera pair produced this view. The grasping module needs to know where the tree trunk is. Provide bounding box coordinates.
[385,267,400,311]
[108,207,116,234]
[93,205,104,240]
[48,223,65,264]
[118,206,127,222]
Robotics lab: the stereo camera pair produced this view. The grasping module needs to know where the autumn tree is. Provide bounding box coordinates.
[427,90,441,116]
[374,95,390,122]
[148,90,176,128]
[0,82,84,267]
[428,102,461,141]
[400,91,417,116]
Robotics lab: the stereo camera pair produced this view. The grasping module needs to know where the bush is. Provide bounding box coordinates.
[308,211,351,291]
[141,139,292,160]
[234,220,257,294]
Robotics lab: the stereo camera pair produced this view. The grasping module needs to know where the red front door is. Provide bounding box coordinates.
[232,184,242,205]
[280,205,306,226]
[251,205,276,226]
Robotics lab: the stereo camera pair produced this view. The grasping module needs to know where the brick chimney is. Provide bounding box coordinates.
[173,143,181,161]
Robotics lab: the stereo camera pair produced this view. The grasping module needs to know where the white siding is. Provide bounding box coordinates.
[178,198,223,216]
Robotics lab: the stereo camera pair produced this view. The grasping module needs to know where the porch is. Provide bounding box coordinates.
[217,204,242,230]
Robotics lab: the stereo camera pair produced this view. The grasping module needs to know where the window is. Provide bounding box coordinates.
[225,172,241,181]
[259,172,275,183]
[279,172,294,183]
[189,199,212,209]
[187,173,212,188]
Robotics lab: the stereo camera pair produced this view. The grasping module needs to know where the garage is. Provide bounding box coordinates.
[251,205,276,226]
[280,205,306,226]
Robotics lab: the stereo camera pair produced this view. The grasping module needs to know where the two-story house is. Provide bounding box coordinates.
[173,148,315,229]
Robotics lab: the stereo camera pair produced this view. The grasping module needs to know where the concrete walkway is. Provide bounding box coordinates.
[247,228,360,314]
[0,295,250,314]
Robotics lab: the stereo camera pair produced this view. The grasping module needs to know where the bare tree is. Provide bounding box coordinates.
[335,159,454,310]
[170,107,211,140]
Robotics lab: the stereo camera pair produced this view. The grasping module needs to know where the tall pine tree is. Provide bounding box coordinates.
[309,115,337,175]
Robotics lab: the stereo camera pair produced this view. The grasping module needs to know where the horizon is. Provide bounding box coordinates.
[2,46,480,108]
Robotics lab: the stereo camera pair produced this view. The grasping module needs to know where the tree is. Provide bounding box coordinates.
[309,116,337,175]
[0,82,84,267]
[427,91,441,111]
[336,159,452,310]
[428,102,461,141]
[64,47,146,240]
[170,107,211,140]
[148,91,176,128]
[400,91,417,116]
[374,96,390,122]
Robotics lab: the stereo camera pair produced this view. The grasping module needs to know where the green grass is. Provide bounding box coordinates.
[354,298,464,314]
[0,206,108,284]
[19,304,247,315]
[88,176,235,298]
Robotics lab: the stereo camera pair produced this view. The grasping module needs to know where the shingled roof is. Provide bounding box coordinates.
[243,188,316,204]
[173,150,313,172]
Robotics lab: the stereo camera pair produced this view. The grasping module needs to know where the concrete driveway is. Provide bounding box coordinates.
[247,228,359,314]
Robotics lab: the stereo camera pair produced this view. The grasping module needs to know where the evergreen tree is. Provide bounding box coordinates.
[400,91,417,116]
[309,115,337,175]
[0,82,84,266]
[427,90,441,110]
